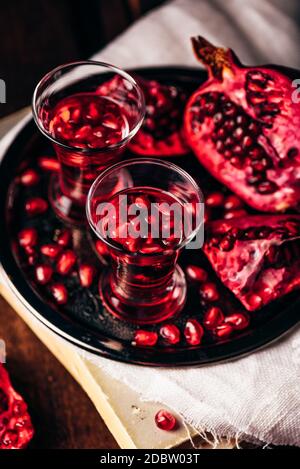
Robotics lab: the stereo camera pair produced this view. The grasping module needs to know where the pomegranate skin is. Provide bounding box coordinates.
[184,36,300,212]
[204,215,300,311]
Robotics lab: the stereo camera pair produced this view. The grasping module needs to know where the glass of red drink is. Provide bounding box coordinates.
[87,158,203,324]
[32,61,145,223]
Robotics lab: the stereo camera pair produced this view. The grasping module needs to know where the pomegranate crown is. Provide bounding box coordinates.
[191,36,240,80]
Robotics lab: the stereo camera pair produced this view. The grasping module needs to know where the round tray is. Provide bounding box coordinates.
[0,66,299,366]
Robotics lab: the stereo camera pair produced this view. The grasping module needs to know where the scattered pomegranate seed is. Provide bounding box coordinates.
[35,265,53,285]
[203,306,224,330]
[214,323,233,339]
[206,191,225,207]
[40,244,61,258]
[185,265,208,283]
[155,410,177,431]
[50,283,68,305]
[224,195,243,211]
[79,264,95,288]
[133,330,158,347]
[57,250,76,275]
[246,294,263,309]
[25,198,48,216]
[95,240,109,257]
[20,169,39,186]
[55,229,71,247]
[159,324,180,345]
[18,228,37,247]
[224,209,247,219]
[199,282,219,302]
[38,157,60,171]
[184,319,204,345]
[224,313,250,330]
[27,255,36,266]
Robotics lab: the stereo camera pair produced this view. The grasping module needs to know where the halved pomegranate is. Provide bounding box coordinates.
[184,36,300,212]
[0,365,34,449]
[97,75,189,156]
[204,215,300,310]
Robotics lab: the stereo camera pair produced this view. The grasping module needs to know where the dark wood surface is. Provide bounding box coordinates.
[0,296,119,449]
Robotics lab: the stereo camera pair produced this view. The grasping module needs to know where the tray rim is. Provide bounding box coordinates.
[0,66,299,367]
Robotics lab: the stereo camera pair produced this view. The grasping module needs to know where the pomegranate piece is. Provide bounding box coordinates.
[159,324,180,345]
[78,264,95,288]
[155,409,177,431]
[203,306,224,330]
[98,75,189,156]
[56,250,76,275]
[0,365,34,449]
[40,244,61,258]
[18,228,37,248]
[185,265,208,283]
[184,319,204,345]
[50,283,68,305]
[25,197,48,216]
[184,36,300,212]
[20,169,39,186]
[35,265,53,284]
[38,156,60,171]
[133,330,158,347]
[204,215,300,311]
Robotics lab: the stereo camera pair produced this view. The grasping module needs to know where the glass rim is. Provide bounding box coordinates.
[86,157,204,255]
[32,60,146,154]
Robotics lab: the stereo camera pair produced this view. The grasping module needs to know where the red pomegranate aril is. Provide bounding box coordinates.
[225,313,249,330]
[79,264,95,288]
[203,306,224,330]
[199,282,219,302]
[35,265,53,285]
[27,255,36,266]
[224,195,243,211]
[214,324,233,339]
[50,283,68,305]
[56,229,71,247]
[246,294,263,310]
[224,209,247,219]
[155,410,177,431]
[95,240,109,257]
[40,244,61,258]
[18,228,37,248]
[184,319,204,345]
[159,324,180,345]
[185,265,208,283]
[257,180,278,194]
[38,157,60,171]
[57,250,76,275]
[20,169,39,186]
[134,330,158,347]
[206,191,225,207]
[25,197,48,216]
[219,236,234,251]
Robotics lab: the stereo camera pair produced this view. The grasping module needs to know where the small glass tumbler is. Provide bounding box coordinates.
[87,158,203,324]
[32,61,145,224]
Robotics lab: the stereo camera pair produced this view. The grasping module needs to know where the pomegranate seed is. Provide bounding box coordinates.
[224,209,247,219]
[203,306,224,330]
[28,255,37,266]
[184,319,204,345]
[57,250,76,275]
[38,157,60,171]
[246,293,263,309]
[20,169,39,186]
[257,180,278,194]
[133,330,158,347]
[225,313,249,330]
[159,324,180,345]
[224,195,243,210]
[25,197,48,216]
[40,244,61,258]
[219,236,234,251]
[155,410,177,431]
[95,240,109,257]
[18,228,37,247]
[35,265,53,285]
[199,282,219,302]
[79,264,95,288]
[206,191,225,207]
[185,265,208,283]
[50,283,68,305]
[55,229,71,247]
[214,324,233,339]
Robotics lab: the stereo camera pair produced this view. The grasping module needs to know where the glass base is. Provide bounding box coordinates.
[99,265,187,324]
[49,174,86,225]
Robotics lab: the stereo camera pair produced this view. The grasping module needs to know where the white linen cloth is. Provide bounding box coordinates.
[1,0,300,447]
